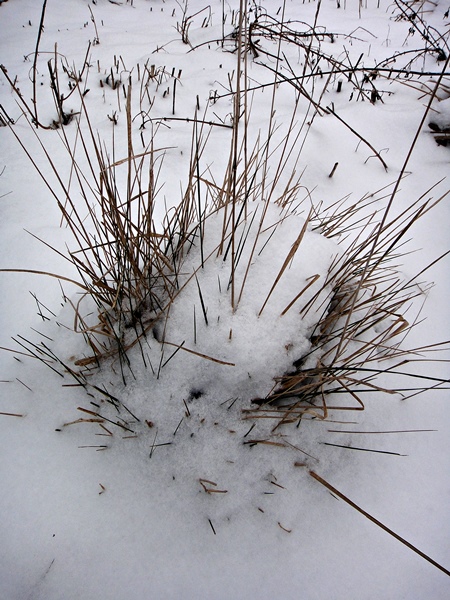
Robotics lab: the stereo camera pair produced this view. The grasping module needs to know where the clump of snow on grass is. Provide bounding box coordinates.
[430,97,450,130]
[50,199,339,517]
[157,201,337,402]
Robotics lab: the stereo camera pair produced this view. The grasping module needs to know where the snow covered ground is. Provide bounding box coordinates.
[1,1,449,598]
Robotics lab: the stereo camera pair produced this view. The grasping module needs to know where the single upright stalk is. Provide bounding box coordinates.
[32,0,48,127]
[229,0,245,311]
[237,0,287,307]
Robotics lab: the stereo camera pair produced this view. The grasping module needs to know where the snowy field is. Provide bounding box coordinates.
[1,0,449,598]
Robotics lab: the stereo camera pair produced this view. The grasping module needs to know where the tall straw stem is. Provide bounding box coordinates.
[229,0,246,310]
[236,0,287,307]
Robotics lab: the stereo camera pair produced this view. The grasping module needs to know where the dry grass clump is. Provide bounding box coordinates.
[1,0,449,425]
[246,183,449,427]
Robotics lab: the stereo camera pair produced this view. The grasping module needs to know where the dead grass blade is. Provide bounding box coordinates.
[310,470,450,577]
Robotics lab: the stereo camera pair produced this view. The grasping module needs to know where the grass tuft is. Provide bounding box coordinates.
[1,0,449,474]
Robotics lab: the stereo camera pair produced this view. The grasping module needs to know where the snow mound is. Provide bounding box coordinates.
[53,201,338,499]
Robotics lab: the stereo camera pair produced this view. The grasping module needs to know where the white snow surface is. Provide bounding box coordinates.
[1,1,450,599]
